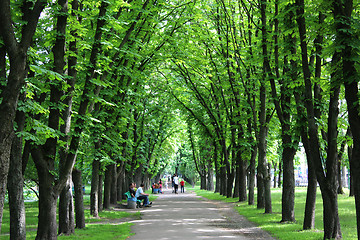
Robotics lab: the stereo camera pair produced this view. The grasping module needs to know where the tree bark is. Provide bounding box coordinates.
[238,154,247,202]
[258,0,272,213]
[273,163,277,188]
[214,163,220,193]
[220,165,227,196]
[302,133,317,230]
[248,121,257,205]
[58,178,74,235]
[90,141,101,216]
[277,161,282,188]
[35,167,58,240]
[72,168,85,229]
[257,85,269,211]
[103,165,112,209]
[233,166,239,198]
[117,165,125,201]
[348,143,354,197]
[281,145,296,222]
[8,113,26,240]
[110,164,117,204]
[98,174,103,212]
[0,45,5,93]
[200,173,207,190]
[207,163,214,191]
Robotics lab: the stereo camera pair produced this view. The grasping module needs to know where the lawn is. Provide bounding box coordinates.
[0,188,158,240]
[195,187,357,240]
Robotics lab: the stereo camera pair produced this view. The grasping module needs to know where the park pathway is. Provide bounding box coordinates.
[129,188,275,240]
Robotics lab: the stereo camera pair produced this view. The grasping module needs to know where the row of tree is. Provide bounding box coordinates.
[157,0,360,239]
[0,0,192,239]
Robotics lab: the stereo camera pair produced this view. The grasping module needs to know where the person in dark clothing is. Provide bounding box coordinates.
[129,183,136,198]
[171,174,175,193]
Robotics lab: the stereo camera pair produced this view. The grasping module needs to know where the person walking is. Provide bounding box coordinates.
[173,174,179,194]
[180,179,185,193]
[171,174,175,193]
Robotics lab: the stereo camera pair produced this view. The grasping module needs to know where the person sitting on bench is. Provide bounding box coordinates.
[129,183,136,198]
[135,183,152,207]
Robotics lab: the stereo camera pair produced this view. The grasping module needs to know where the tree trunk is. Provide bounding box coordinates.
[220,165,227,196]
[226,171,234,198]
[337,160,344,194]
[90,157,100,217]
[351,144,360,239]
[257,83,267,210]
[58,178,74,235]
[0,65,21,236]
[348,142,354,196]
[72,168,85,229]
[35,172,58,240]
[273,163,277,188]
[110,164,117,204]
[337,136,347,194]
[207,164,214,191]
[232,140,239,198]
[214,144,220,193]
[338,8,360,233]
[117,167,125,201]
[322,189,341,239]
[103,165,112,209]
[8,132,26,240]
[233,165,240,198]
[134,165,143,186]
[98,174,103,212]
[215,171,220,192]
[277,161,282,188]
[91,140,101,216]
[281,145,297,222]
[248,146,257,205]
[341,166,347,189]
[238,156,247,202]
[264,162,272,213]
[302,133,317,230]
[257,168,265,209]
[200,173,207,190]
[7,107,26,240]
[320,53,342,239]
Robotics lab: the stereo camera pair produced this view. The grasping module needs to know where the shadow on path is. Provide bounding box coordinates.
[129,188,276,240]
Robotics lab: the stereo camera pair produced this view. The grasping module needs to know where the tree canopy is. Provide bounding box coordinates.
[0,0,360,239]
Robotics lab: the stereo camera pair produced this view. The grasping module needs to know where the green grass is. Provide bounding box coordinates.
[195,187,357,240]
[57,223,134,240]
[0,201,39,235]
[84,209,141,223]
[1,187,159,239]
[1,197,142,239]
[19,223,134,240]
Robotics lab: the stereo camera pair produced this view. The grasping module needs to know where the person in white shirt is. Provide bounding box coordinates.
[135,183,152,207]
[173,174,179,194]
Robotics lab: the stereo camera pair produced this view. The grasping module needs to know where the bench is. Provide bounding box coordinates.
[124,191,142,209]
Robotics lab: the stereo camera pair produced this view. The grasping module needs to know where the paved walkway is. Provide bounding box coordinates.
[129,189,275,240]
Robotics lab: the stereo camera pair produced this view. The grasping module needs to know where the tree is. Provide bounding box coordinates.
[0,0,47,233]
[296,0,342,237]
